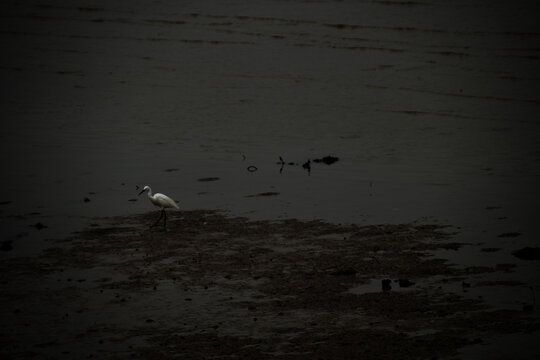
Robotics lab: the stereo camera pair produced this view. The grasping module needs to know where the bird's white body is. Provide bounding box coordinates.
[139,185,178,229]
[145,186,179,210]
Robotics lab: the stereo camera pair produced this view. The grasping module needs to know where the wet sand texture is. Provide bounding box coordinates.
[1,211,538,359]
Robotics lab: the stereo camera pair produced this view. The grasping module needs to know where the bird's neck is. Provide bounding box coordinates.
[146,188,153,198]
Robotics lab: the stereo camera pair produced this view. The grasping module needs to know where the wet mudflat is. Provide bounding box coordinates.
[1,211,538,359]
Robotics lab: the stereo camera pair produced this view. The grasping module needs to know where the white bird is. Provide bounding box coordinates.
[138,185,179,229]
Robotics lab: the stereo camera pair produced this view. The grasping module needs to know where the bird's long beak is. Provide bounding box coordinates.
[138,189,145,196]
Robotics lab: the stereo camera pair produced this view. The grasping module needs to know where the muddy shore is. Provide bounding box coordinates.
[1,210,538,359]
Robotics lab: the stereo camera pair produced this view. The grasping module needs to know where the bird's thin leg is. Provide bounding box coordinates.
[163,209,167,229]
[150,209,164,228]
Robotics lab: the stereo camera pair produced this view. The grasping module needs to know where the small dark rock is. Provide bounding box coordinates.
[398,279,415,288]
[84,197,91,203]
[0,241,13,251]
[313,155,339,165]
[382,279,392,291]
[481,248,500,252]
[197,177,220,182]
[245,192,280,198]
[31,222,47,230]
[498,232,521,238]
[512,247,540,260]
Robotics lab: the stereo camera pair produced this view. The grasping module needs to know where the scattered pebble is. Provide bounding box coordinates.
[0,241,13,251]
[29,222,47,230]
[382,279,392,291]
[512,247,540,260]
[481,248,500,252]
[313,155,339,165]
[245,192,280,198]
[197,177,220,182]
[398,279,415,288]
[498,232,521,238]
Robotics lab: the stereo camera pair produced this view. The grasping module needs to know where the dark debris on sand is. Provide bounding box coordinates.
[313,155,339,165]
[0,210,537,359]
[512,247,540,260]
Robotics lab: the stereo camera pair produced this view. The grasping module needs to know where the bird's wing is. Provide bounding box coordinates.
[155,193,179,209]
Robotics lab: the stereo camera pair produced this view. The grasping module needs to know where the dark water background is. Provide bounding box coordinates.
[2,1,540,357]
[1,0,540,270]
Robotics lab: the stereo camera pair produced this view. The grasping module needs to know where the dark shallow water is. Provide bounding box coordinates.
[1,0,540,356]
[2,0,540,247]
